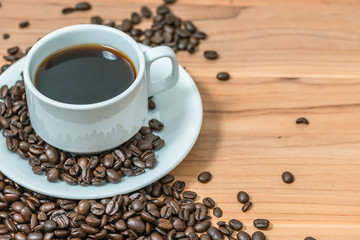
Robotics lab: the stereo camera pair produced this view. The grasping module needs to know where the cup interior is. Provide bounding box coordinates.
[25,24,144,106]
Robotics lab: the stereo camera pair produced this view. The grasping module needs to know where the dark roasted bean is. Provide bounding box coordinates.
[282,171,294,183]
[253,219,270,230]
[91,15,103,24]
[131,12,142,24]
[296,117,309,125]
[176,28,191,38]
[7,46,19,55]
[194,220,211,233]
[184,21,196,33]
[47,168,59,182]
[157,5,170,15]
[160,174,174,184]
[202,197,215,209]
[75,2,92,11]
[236,231,251,240]
[183,191,197,200]
[62,7,75,14]
[242,201,252,212]
[212,207,222,218]
[228,219,243,231]
[3,33,10,40]
[164,0,176,3]
[204,50,219,60]
[141,6,152,18]
[207,226,224,240]
[304,237,316,240]
[252,231,266,240]
[198,171,212,183]
[19,21,29,28]
[216,72,230,81]
[237,191,249,204]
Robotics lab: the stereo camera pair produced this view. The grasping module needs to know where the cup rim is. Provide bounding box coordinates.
[23,24,145,110]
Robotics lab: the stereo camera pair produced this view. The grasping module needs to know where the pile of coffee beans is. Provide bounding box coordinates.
[0,171,269,240]
[0,78,165,186]
[78,2,208,54]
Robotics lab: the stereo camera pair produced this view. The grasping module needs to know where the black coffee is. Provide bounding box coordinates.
[35,44,136,104]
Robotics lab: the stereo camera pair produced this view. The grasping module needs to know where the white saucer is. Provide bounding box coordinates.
[0,44,203,199]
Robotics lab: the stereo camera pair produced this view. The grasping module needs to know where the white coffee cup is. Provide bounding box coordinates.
[24,24,179,154]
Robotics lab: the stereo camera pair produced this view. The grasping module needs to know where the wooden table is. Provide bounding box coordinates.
[1,0,360,239]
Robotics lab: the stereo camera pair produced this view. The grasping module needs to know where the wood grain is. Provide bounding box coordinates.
[1,0,360,239]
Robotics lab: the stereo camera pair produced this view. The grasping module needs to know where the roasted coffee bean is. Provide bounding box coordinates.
[117,19,133,32]
[1,64,10,73]
[207,226,223,240]
[141,6,152,18]
[184,21,196,33]
[157,5,170,15]
[91,15,103,24]
[127,217,146,234]
[3,33,9,40]
[194,31,207,40]
[296,117,309,125]
[253,219,270,230]
[304,237,316,240]
[164,0,176,3]
[216,72,230,81]
[236,231,251,240]
[47,168,59,182]
[27,232,43,240]
[183,191,197,199]
[173,180,185,192]
[19,21,29,28]
[131,12,142,24]
[219,225,232,236]
[62,7,75,14]
[228,219,243,231]
[159,174,174,184]
[282,171,294,183]
[212,207,223,218]
[44,219,57,232]
[237,191,249,204]
[202,197,215,209]
[106,169,122,183]
[204,50,219,60]
[153,138,165,150]
[198,171,212,183]
[252,231,266,240]
[176,28,191,38]
[194,220,211,233]
[7,46,19,55]
[241,201,252,212]
[61,173,78,185]
[75,2,92,11]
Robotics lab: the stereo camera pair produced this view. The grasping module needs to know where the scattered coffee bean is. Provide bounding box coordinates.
[149,119,164,130]
[62,7,75,14]
[207,226,224,240]
[19,21,29,29]
[141,6,152,18]
[304,237,316,240]
[1,64,10,73]
[282,171,294,184]
[252,231,266,240]
[228,219,243,231]
[253,219,270,230]
[148,98,156,109]
[91,15,103,25]
[237,191,249,204]
[198,171,212,183]
[213,207,223,218]
[216,72,230,81]
[75,1,92,11]
[2,33,9,40]
[204,50,219,60]
[131,12,142,24]
[236,231,251,240]
[7,46,19,55]
[242,201,252,212]
[202,197,215,209]
[296,117,309,125]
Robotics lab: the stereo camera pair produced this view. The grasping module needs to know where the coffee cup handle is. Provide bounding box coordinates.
[144,46,179,97]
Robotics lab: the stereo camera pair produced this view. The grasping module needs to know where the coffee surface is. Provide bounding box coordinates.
[35,44,136,104]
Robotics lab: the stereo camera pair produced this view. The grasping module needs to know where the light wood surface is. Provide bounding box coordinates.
[1,0,360,239]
